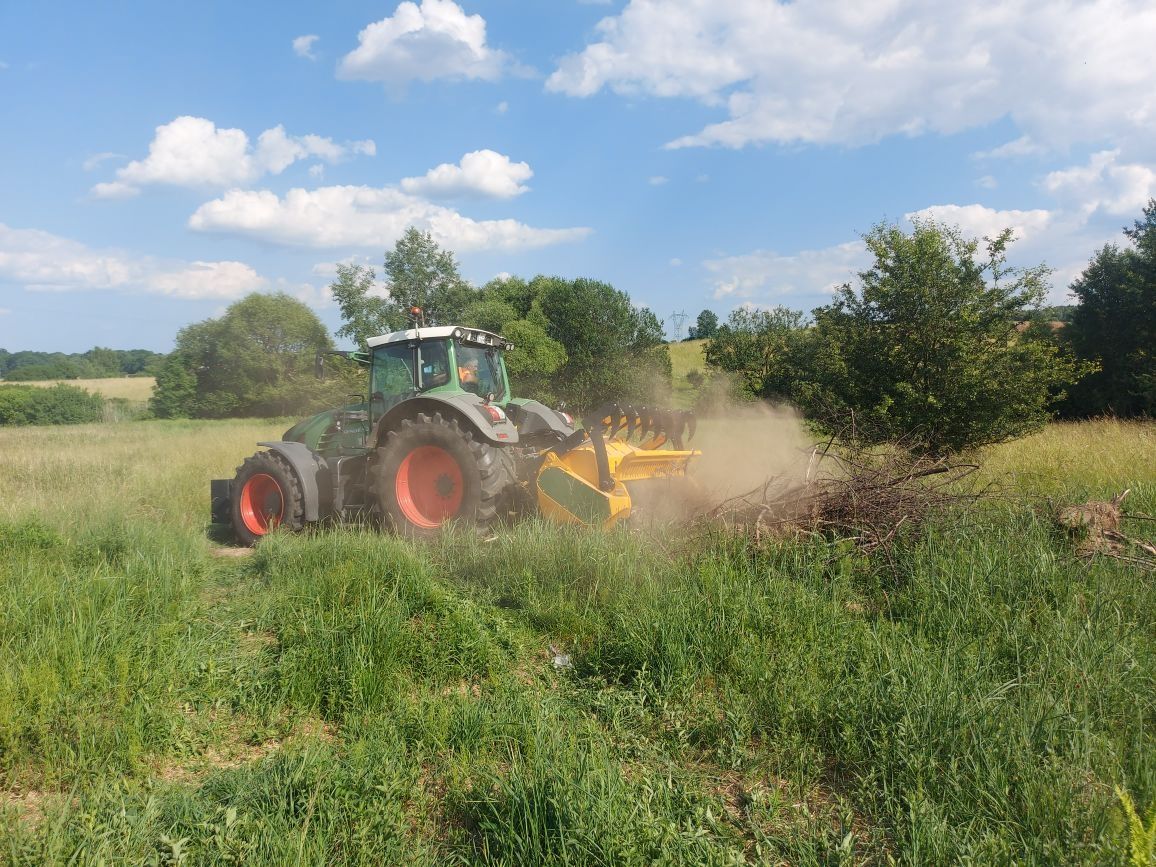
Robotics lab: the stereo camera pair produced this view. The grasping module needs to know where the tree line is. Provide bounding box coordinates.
[142,202,1154,454]
[0,347,164,381]
[153,228,669,419]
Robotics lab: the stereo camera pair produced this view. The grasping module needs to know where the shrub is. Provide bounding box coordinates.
[0,383,104,425]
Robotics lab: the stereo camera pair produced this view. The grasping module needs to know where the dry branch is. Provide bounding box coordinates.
[702,438,984,554]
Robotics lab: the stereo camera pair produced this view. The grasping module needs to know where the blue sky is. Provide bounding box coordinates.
[2,0,1155,351]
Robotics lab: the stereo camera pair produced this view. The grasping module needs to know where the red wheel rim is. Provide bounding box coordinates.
[239,473,284,536]
[396,445,464,529]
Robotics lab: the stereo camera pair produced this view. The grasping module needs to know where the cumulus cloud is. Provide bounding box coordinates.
[1041,150,1156,218]
[90,116,375,197]
[400,149,532,199]
[548,0,1156,150]
[293,34,320,59]
[705,241,867,302]
[905,204,1053,242]
[0,223,267,299]
[188,184,590,252]
[338,0,521,87]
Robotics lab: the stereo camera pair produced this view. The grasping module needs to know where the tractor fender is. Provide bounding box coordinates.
[371,394,519,448]
[506,399,575,439]
[257,441,328,521]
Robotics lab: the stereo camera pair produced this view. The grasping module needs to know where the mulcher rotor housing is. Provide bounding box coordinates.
[210,323,699,542]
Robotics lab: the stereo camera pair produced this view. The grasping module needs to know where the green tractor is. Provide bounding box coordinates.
[211,323,699,544]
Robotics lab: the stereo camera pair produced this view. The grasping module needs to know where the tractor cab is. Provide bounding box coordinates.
[367,325,513,416]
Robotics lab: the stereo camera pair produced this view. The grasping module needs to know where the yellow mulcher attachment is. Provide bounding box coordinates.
[535,405,700,528]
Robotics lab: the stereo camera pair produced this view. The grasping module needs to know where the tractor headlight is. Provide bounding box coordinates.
[482,404,507,424]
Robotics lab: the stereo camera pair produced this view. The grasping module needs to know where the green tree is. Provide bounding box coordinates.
[800,219,1086,454]
[330,263,402,349]
[385,227,476,324]
[704,307,809,401]
[536,276,671,408]
[689,309,719,340]
[150,354,198,418]
[1064,199,1156,417]
[152,293,342,418]
[331,228,479,347]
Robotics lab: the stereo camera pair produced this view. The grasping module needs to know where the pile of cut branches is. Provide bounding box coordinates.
[1057,490,1156,568]
[703,438,984,553]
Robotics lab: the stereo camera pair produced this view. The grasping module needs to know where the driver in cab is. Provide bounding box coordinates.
[458,357,480,391]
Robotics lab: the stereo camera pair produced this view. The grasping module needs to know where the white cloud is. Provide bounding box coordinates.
[1041,149,1156,218]
[705,241,866,301]
[188,184,590,252]
[308,163,325,179]
[548,0,1156,150]
[82,152,124,171]
[90,116,375,197]
[338,0,519,87]
[0,223,266,300]
[669,257,682,266]
[648,175,668,186]
[977,174,998,190]
[293,34,320,60]
[0,307,10,315]
[400,149,532,199]
[972,135,1045,161]
[905,204,1052,242]
[496,100,509,114]
[0,61,8,70]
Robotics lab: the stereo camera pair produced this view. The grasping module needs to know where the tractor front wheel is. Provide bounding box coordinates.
[373,412,511,536]
[230,451,306,546]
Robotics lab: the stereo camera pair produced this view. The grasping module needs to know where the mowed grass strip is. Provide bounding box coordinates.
[0,418,1153,863]
[6,376,157,402]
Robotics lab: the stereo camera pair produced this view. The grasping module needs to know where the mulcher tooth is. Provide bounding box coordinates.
[638,411,656,441]
[624,405,639,440]
[671,411,687,450]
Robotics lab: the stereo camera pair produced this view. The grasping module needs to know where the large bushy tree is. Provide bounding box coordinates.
[1063,199,1156,417]
[151,293,344,418]
[799,219,1086,454]
[688,309,719,340]
[331,228,478,347]
[536,276,670,408]
[704,306,809,401]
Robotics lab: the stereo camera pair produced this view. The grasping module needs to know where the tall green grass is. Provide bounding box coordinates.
[1,419,1154,863]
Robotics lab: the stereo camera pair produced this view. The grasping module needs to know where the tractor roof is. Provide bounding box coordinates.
[366,325,511,349]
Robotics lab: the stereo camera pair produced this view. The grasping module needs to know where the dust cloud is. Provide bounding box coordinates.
[686,401,813,502]
[625,397,814,527]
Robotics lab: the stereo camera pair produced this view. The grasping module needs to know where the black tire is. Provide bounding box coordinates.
[230,450,306,546]
[372,411,513,537]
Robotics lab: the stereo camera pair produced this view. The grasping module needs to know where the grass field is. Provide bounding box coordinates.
[669,339,707,408]
[1,418,1154,864]
[5,376,157,402]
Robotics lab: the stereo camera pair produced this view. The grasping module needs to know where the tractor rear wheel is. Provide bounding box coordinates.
[373,412,512,536]
[230,450,306,546]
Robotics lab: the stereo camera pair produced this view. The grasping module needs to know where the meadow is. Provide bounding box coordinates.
[669,339,707,408]
[0,417,1153,864]
[10,376,157,402]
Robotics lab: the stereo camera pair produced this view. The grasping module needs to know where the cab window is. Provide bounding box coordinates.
[418,341,451,390]
[455,342,505,400]
[371,344,414,412]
